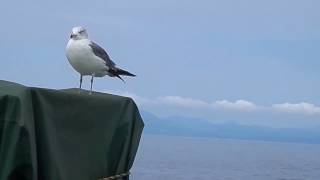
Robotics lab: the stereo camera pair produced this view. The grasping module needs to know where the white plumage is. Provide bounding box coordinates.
[67,38,108,77]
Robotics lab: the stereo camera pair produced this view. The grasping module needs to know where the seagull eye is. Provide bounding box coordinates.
[79,30,85,34]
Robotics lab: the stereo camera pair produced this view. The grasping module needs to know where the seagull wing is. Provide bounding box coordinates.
[89,41,116,67]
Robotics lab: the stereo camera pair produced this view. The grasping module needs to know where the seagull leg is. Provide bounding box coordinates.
[79,75,83,93]
[90,75,94,95]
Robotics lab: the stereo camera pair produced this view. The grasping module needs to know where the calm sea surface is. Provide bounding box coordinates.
[131,135,320,180]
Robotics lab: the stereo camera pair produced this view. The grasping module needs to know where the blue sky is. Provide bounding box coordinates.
[1,0,319,128]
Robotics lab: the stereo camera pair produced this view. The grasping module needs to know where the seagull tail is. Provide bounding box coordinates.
[115,74,125,82]
[115,68,136,77]
[108,67,136,83]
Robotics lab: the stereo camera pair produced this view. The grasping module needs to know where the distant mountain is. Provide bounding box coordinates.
[140,111,320,144]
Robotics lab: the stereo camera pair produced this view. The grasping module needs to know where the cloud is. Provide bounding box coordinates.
[107,91,320,115]
[114,92,210,108]
[212,100,258,111]
[272,102,320,115]
[111,91,258,112]
[156,96,209,108]
[157,97,259,112]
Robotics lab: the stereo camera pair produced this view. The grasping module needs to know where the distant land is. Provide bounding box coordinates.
[140,111,320,144]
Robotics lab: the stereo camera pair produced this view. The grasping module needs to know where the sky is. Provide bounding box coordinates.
[0,0,319,128]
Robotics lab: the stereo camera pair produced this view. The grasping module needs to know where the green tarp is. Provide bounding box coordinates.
[0,80,144,180]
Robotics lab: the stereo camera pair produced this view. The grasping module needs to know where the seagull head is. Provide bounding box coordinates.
[70,26,88,40]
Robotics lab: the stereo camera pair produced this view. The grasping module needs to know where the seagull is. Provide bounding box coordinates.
[66,26,135,94]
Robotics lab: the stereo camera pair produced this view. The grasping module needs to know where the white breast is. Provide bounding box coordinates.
[66,39,108,76]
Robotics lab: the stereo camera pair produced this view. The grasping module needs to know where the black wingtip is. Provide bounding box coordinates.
[116,75,125,83]
[116,68,136,77]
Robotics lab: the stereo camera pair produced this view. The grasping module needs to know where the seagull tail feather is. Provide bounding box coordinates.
[115,74,125,82]
[108,67,136,83]
[115,68,136,77]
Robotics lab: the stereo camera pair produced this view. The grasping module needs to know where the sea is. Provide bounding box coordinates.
[131,135,320,180]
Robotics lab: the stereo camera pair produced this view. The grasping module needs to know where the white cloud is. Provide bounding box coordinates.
[272,102,320,115]
[212,100,258,111]
[109,91,210,108]
[157,96,209,108]
[106,90,320,115]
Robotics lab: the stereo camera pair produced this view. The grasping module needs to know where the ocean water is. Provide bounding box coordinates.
[131,135,320,180]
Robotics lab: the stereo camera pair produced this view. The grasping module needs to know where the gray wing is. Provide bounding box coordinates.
[89,41,116,67]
